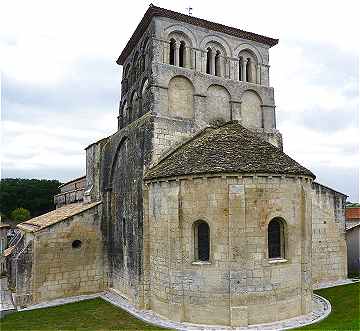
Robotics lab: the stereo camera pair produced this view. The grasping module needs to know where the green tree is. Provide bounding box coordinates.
[10,207,31,223]
[0,178,61,218]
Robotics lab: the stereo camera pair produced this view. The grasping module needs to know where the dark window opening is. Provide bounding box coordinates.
[268,218,285,259]
[239,57,243,81]
[179,41,186,67]
[206,48,212,74]
[246,57,251,82]
[215,51,221,76]
[72,240,82,249]
[195,221,210,261]
[122,217,127,246]
[169,39,176,65]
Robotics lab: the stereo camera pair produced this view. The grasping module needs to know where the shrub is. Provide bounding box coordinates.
[10,208,31,223]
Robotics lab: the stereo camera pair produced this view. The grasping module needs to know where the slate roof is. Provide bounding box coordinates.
[145,122,315,180]
[117,5,278,65]
[17,202,102,233]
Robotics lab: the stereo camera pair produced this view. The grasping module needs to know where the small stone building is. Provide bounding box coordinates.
[10,202,105,307]
[8,4,348,327]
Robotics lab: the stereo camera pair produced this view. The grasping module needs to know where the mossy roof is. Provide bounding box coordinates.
[145,121,315,180]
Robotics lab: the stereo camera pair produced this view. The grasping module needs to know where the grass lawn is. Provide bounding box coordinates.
[0,298,168,331]
[1,282,358,330]
[295,282,359,330]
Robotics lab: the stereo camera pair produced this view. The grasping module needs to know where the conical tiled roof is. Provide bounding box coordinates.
[145,121,315,180]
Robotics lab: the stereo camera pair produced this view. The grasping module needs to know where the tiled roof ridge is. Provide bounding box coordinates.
[117,4,278,65]
[17,201,102,233]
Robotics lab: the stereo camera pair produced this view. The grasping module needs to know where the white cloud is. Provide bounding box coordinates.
[0,0,359,200]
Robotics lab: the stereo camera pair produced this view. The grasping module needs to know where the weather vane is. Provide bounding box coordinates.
[186,6,193,16]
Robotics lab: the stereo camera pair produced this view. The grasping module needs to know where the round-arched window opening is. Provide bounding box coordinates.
[72,240,82,249]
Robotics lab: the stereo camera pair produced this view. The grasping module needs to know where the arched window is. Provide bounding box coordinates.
[206,48,212,74]
[238,50,258,83]
[179,41,186,67]
[215,50,221,76]
[169,39,176,65]
[194,221,210,261]
[268,218,285,259]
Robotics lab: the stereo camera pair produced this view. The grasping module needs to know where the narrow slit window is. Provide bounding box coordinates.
[179,41,186,67]
[215,51,221,76]
[246,57,251,82]
[239,57,243,81]
[169,39,176,65]
[206,48,212,74]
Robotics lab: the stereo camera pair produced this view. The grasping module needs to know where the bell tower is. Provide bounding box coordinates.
[116,4,282,161]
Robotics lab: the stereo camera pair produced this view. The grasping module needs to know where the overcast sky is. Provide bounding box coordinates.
[1,0,359,201]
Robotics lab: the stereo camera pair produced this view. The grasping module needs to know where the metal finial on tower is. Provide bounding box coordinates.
[186,6,193,16]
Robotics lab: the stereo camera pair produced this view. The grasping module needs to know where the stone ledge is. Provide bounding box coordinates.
[191,261,212,265]
[268,258,288,264]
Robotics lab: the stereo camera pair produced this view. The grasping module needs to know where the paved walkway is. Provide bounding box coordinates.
[7,278,360,329]
[100,290,331,331]
[0,277,16,318]
[313,278,359,290]
[18,293,100,312]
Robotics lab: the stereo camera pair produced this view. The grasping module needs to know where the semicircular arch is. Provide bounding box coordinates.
[235,43,263,63]
[199,35,231,57]
[164,24,197,47]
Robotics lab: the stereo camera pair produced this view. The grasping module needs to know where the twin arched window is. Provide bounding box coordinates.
[194,220,210,261]
[206,48,222,77]
[268,218,285,259]
[238,51,258,83]
[169,39,187,68]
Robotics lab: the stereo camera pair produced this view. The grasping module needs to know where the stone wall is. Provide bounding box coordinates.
[99,114,154,308]
[311,182,347,285]
[54,176,86,208]
[15,204,106,306]
[144,174,313,326]
[13,239,33,307]
[151,63,282,149]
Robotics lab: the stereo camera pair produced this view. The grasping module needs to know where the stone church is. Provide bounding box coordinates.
[7,5,348,327]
